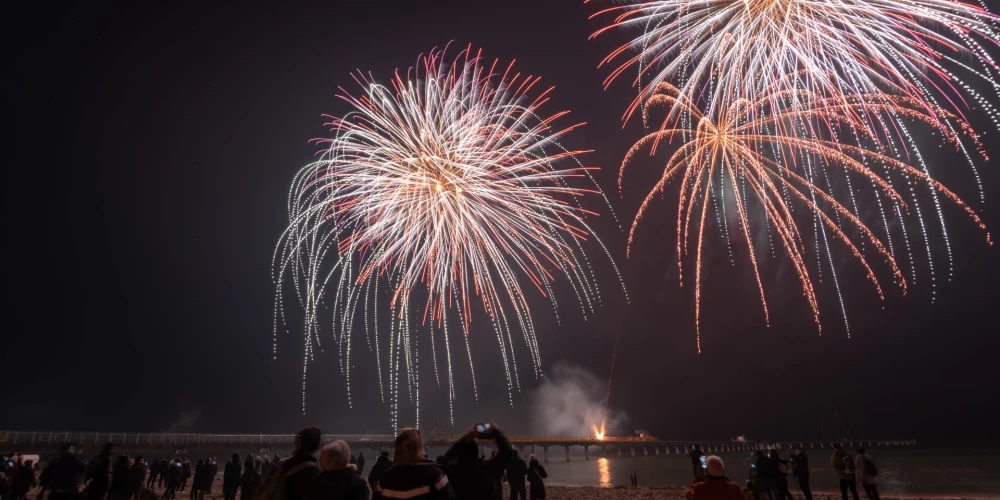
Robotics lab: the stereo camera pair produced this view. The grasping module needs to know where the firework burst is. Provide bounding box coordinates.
[273,45,625,427]
[622,80,989,351]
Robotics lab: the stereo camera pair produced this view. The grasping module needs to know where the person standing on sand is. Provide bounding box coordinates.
[356,454,365,476]
[12,459,37,500]
[158,459,169,489]
[769,450,793,500]
[366,452,391,492]
[179,460,191,493]
[687,456,744,500]
[505,450,528,500]
[442,422,511,500]
[127,456,146,500]
[689,445,705,476]
[190,460,205,500]
[754,451,776,500]
[147,460,160,490]
[86,442,115,500]
[305,441,368,500]
[526,455,547,500]
[789,448,812,500]
[375,428,454,500]
[259,458,273,482]
[280,427,322,500]
[239,458,261,500]
[830,444,859,500]
[107,455,130,500]
[223,454,242,500]
[855,448,879,500]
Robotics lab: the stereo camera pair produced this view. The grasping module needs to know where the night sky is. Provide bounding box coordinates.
[5,1,999,444]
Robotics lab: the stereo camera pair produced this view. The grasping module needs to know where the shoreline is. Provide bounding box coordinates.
[540,485,1000,500]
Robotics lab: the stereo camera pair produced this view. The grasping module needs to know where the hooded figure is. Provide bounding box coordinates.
[305,441,368,500]
[855,449,879,500]
[526,455,547,500]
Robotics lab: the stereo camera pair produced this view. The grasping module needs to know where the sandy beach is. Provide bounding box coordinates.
[24,479,996,500]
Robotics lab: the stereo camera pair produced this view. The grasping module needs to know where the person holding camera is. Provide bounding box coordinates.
[442,422,512,500]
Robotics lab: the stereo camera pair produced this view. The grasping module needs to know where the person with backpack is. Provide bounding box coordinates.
[305,441,367,500]
[376,428,453,500]
[789,448,812,500]
[830,444,859,500]
[366,451,391,493]
[769,450,793,500]
[277,426,321,500]
[526,454,547,500]
[855,448,879,500]
[223,454,243,500]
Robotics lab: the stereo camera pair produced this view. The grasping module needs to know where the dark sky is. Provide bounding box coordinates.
[5,1,999,444]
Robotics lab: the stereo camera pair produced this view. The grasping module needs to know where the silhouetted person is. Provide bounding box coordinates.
[830,444,859,500]
[163,460,182,500]
[158,459,169,489]
[366,452,391,492]
[355,454,365,476]
[754,451,776,500]
[790,449,812,500]
[689,445,704,476]
[209,458,218,491]
[505,450,528,500]
[127,457,147,500]
[769,450,793,500]
[43,444,86,500]
[223,454,242,500]
[687,456,743,500]
[442,422,511,500]
[239,458,261,500]
[190,460,205,500]
[107,455,130,500]
[856,448,879,500]
[86,442,116,500]
[259,458,274,482]
[179,460,191,492]
[147,460,160,490]
[526,455,547,500]
[376,429,454,500]
[305,441,367,500]
[12,459,37,500]
[280,426,321,500]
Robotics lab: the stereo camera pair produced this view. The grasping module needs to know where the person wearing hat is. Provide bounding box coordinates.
[305,441,368,500]
[687,456,744,500]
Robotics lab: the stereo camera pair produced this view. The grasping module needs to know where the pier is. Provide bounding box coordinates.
[0,430,916,463]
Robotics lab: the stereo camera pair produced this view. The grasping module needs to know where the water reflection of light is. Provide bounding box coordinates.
[597,457,611,487]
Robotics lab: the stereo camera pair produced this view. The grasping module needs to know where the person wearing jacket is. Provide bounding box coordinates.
[376,428,454,500]
[179,460,191,493]
[280,427,321,500]
[366,451,391,491]
[259,458,274,483]
[754,451,776,500]
[855,448,879,500]
[305,441,367,500]
[223,454,242,500]
[127,457,146,500]
[158,460,169,489]
[11,460,37,500]
[189,460,205,500]
[768,450,793,500]
[505,450,528,500]
[442,423,512,500]
[526,455,547,500]
[107,455,130,500]
[239,458,261,500]
[162,460,182,500]
[830,444,859,500]
[147,460,160,490]
[44,444,86,500]
[687,456,744,500]
[86,443,116,500]
[789,448,812,500]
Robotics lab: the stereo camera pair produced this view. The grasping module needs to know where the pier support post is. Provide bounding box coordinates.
[655,446,660,456]
[584,446,589,460]
[665,445,670,455]
[565,446,570,462]
[543,447,549,464]
[643,446,648,456]
[617,446,622,457]
[630,446,635,457]
[531,445,536,455]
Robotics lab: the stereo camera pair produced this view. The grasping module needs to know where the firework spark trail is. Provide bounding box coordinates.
[273,45,626,421]
[620,82,989,350]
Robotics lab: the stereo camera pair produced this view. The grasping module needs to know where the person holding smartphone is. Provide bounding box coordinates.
[442,421,512,500]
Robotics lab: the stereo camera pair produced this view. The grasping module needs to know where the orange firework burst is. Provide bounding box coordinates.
[622,79,990,352]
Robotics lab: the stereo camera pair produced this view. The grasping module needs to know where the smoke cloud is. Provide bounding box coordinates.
[529,363,627,436]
